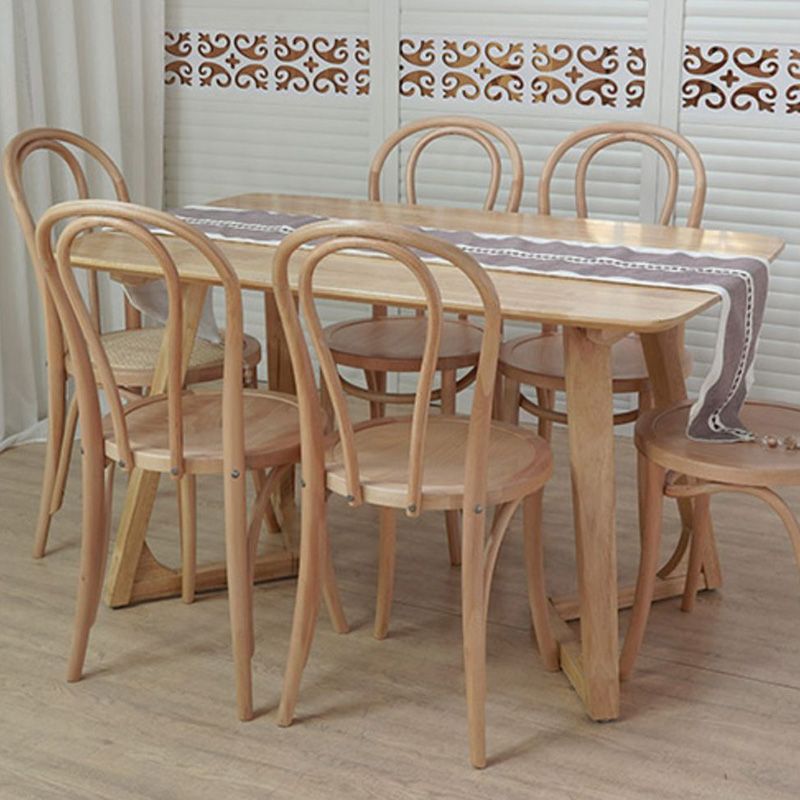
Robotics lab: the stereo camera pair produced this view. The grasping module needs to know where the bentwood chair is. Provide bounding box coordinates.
[3,128,262,559]
[35,199,347,720]
[323,116,525,567]
[620,403,800,679]
[273,221,556,769]
[498,122,705,437]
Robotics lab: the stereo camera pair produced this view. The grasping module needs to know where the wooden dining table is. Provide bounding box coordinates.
[71,192,784,724]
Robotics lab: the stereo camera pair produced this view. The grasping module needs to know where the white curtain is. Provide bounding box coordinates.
[0,0,165,449]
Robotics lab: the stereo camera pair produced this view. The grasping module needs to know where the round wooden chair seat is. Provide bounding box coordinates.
[635,402,800,487]
[326,415,552,511]
[500,331,692,392]
[65,327,262,387]
[104,389,300,474]
[324,316,483,371]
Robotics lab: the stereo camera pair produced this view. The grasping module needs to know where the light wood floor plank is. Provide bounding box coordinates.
[2,431,800,799]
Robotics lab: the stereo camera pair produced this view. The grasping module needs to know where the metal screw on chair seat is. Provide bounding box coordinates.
[231,469,240,479]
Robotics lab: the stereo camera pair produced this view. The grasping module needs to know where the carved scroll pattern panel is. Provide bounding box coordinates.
[399,36,647,110]
[165,30,370,98]
[682,45,800,115]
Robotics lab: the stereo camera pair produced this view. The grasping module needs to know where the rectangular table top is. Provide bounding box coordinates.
[70,193,785,333]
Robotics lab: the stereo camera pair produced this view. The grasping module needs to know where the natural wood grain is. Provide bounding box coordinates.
[69,193,786,332]
[271,221,553,768]
[5,433,800,798]
[214,194,781,262]
[339,116,523,410]
[626,396,800,680]
[500,122,706,431]
[3,128,131,559]
[538,122,707,228]
[637,402,800,486]
[563,326,619,720]
[64,191,783,732]
[640,328,722,591]
[2,129,260,561]
[35,200,310,720]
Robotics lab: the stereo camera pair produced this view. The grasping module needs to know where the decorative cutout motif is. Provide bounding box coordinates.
[682,45,799,115]
[165,31,192,86]
[786,49,800,113]
[164,30,369,98]
[399,36,646,110]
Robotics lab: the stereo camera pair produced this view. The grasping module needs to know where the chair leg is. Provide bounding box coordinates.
[501,376,521,424]
[619,453,666,680]
[34,372,68,559]
[50,393,79,515]
[321,517,349,634]
[492,373,504,420]
[445,511,462,567]
[374,507,396,640]
[178,475,197,604]
[223,469,254,721]
[66,443,109,682]
[637,387,653,412]
[320,380,335,433]
[278,481,325,727]
[681,492,712,613]
[535,388,555,441]
[252,469,282,537]
[440,369,462,566]
[92,460,116,624]
[365,370,385,419]
[522,492,559,671]
[461,506,488,769]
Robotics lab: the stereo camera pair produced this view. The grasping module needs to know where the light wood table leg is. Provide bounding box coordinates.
[641,326,722,591]
[105,284,298,608]
[549,326,723,624]
[559,326,620,721]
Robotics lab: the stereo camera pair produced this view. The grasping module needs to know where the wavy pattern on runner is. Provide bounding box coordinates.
[160,205,769,443]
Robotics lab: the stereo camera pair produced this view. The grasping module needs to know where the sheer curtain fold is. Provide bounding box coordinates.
[0,0,165,449]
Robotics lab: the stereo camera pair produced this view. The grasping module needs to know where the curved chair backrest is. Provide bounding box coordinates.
[34,199,245,481]
[369,116,525,212]
[538,122,707,228]
[3,128,132,329]
[272,220,502,517]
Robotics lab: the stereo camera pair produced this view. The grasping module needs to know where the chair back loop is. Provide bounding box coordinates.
[3,128,131,332]
[538,122,707,228]
[35,200,244,482]
[368,116,525,213]
[272,221,502,517]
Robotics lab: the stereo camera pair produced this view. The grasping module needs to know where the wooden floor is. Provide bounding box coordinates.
[2,429,800,799]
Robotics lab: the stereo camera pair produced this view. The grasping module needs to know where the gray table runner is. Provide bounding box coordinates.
[162,204,770,443]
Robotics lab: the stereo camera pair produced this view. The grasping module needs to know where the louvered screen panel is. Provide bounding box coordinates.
[395,0,653,410]
[164,0,374,379]
[678,1,800,404]
[397,0,651,220]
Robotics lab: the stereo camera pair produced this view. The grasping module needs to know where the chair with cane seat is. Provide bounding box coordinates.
[35,199,347,719]
[273,220,556,769]
[2,128,262,559]
[323,115,525,567]
[498,122,705,437]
